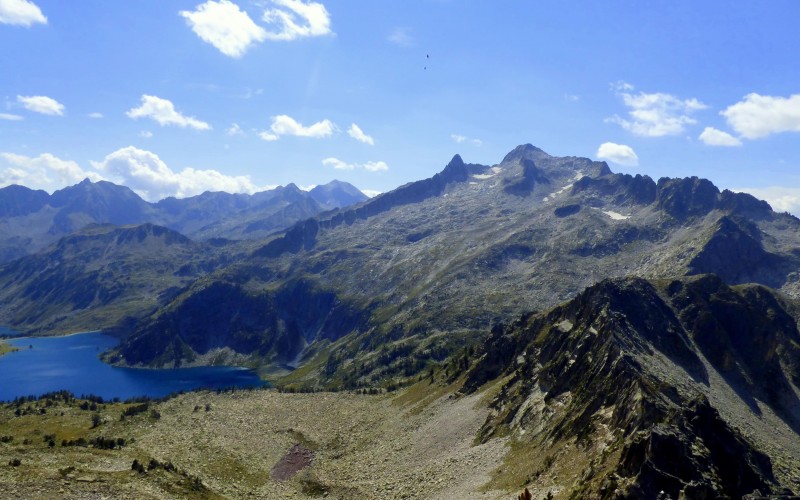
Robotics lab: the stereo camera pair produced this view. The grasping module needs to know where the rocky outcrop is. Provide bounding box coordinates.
[463,275,799,498]
[655,176,720,220]
[572,173,657,206]
[687,216,789,288]
[504,159,547,196]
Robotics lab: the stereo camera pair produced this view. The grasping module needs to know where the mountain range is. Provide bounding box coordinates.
[0,179,367,263]
[1,144,799,496]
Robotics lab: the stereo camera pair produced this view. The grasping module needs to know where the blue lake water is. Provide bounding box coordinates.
[0,332,267,402]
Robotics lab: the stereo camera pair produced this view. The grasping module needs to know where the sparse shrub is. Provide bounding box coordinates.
[0,435,13,443]
[91,413,102,428]
[8,458,21,467]
[121,403,149,419]
[150,409,161,419]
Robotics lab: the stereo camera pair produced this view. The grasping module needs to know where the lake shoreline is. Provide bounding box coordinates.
[0,332,267,402]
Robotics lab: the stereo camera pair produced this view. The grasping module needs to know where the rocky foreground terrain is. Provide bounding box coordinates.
[0,385,514,499]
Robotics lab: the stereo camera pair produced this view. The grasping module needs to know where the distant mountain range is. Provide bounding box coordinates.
[1,144,799,495]
[0,179,367,262]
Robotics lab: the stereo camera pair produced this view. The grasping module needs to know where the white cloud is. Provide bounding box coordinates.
[348,123,374,145]
[322,157,355,170]
[322,157,388,172]
[92,146,267,201]
[698,127,741,147]
[262,0,332,41]
[17,95,65,116]
[260,114,334,140]
[126,95,211,130]
[139,131,153,139]
[607,83,707,137]
[451,134,482,146]
[361,189,381,198]
[0,113,23,120]
[388,27,414,47]
[612,80,634,92]
[258,131,279,141]
[721,93,800,139]
[363,161,388,172]
[180,0,267,58]
[733,187,800,215]
[0,0,46,26]
[226,123,243,136]
[596,142,639,166]
[88,112,104,119]
[0,152,103,192]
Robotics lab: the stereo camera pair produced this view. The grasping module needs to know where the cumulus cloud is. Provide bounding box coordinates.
[92,146,267,201]
[451,134,482,146]
[180,0,267,58]
[260,114,334,140]
[607,83,706,137]
[322,157,387,172]
[361,189,382,198]
[387,27,414,47]
[363,161,388,172]
[88,112,103,119]
[0,0,46,26]
[262,0,332,41]
[139,131,153,139]
[721,93,800,139]
[17,95,65,116]
[596,142,639,166]
[0,113,23,120]
[733,187,800,216]
[698,127,741,147]
[126,95,211,130]
[321,157,355,170]
[348,123,374,145]
[0,152,103,192]
[259,131,279,141]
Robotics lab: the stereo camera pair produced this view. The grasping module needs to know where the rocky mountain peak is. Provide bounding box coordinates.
[655,176,720,219]
[501,144,551,164]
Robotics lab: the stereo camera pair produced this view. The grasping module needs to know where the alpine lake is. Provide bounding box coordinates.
[0,331,266,402]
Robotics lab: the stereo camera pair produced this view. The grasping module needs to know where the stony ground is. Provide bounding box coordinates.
[0,383,513,499]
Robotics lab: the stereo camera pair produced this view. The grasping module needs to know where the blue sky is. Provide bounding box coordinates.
[1,1,799,212]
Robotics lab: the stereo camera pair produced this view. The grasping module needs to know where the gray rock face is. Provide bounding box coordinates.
[464,275,800,497]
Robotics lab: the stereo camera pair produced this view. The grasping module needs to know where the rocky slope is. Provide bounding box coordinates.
[462,274,800,497]
[110,145,800,388]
